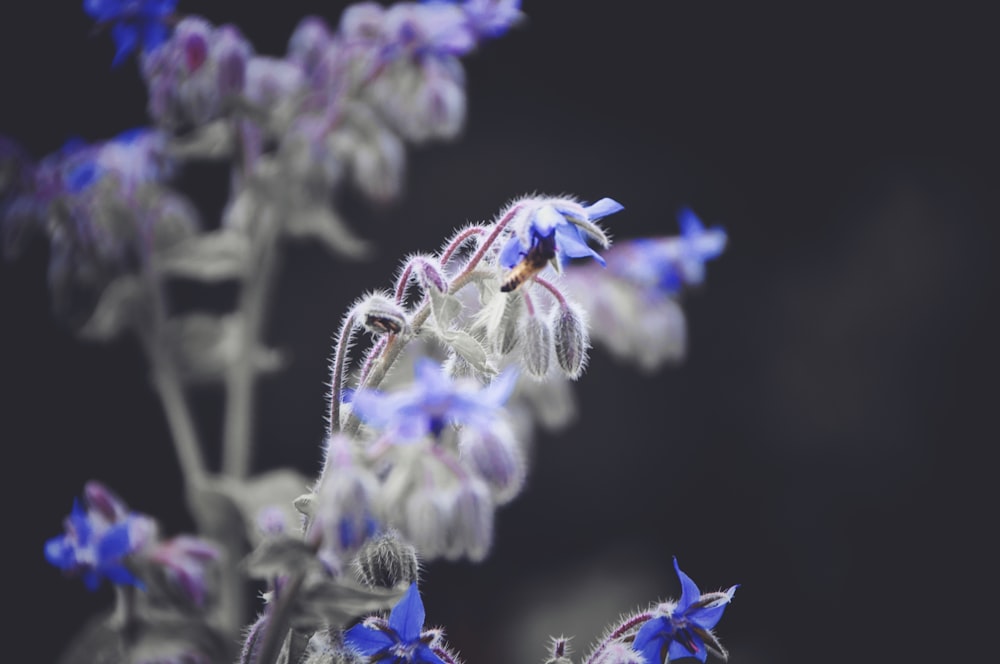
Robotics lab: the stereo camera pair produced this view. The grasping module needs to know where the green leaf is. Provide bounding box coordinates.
[153,230,251,282]
[77,275,148,342]
[285,204,372,260]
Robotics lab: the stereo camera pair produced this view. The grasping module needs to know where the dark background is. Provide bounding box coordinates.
[1,2,996,663]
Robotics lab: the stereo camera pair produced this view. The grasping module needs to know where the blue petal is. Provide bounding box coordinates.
[351,390,394,427]
[111,22,139,66]
[668,636,706,663]
[414,359,451,393]
[498,236,525,269]
[97,522,133,562]
[388,582,426,643]
[482,367,518,406]
[584,197,624,220]
[102,563,143,589]
[677,208,704,237]
[632,617,669,664]
[344,623,396,656]
[672,558,702,614]
[140,21,170,53]
[690,585,737,630]
[83,571,102,591]
[69,499,92,544]
[44,535,76,570]
[555,223,604,266]
[414,643,446,664]
[532,205,565,235]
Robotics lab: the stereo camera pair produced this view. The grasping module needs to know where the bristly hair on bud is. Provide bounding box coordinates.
[551,301,590,380]
[358,291,410,337]
[395,253,449,306]
[352,528,420,589]
[522,314,553,379]
[547,635,574,664]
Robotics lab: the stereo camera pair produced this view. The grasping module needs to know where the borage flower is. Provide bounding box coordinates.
[351,358,517,441]
[84,0,178,66]
[44,488,155,591]
[345,582,445,664]
[498,197,622,292]
[632,558,737,663]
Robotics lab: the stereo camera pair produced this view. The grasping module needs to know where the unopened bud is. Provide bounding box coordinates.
[551,302,589,379]
[84,480,128,522]
[359,293,409,336]
[402,486,453,560]
[352,529,419,589]
[416,256,448,292]
[588,641,644,664]
[522,315,552,378]
[238,612,269,664]
[458,425,525,504]
[288,16,333,76]
[214,25,252,100]
[445,478,493,562]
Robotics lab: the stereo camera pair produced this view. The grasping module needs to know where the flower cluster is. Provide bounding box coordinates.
[15,3,742,664]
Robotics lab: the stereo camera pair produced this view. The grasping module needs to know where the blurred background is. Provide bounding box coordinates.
[1,2,996,663]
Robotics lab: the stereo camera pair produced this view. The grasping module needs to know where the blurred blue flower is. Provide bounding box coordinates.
[499,198,622,271]
[351,359,517,441]
[83,0,178,66]
[345,582,444,664]
[44,497,146,591]
[631,558,737,663]
[606,208,726,294]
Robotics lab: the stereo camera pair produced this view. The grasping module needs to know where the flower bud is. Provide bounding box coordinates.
[84,480,128,522]
[214,25,252,101]
[288,16,333,77]
[312,436,380,560]
[522,315,552,378]
[445,478,493,562]
[588,641,645,664]
[458,424,525,504]
[358,293,409,336]
[402,485,453,560]
[551,302,589,379]
[352,529,419,589]
[495,293,523,355]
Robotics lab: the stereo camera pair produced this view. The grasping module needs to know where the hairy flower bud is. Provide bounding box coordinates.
[458,424,525,504]
[352,529,419,589]
[445,478,494,562]
[288,16,333,77]
[588,641,645,664]
[311,436,379,562]
[551,302,589,379]
[402,485,453,560]
[358,293,409,336]
[522,315,552,378]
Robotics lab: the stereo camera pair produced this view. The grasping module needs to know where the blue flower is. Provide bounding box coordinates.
[345,582,444,664]
[44,497,146,591]
[83,0,178,66]
[499,198,623,274]
[351,359,517,441]
[631,558,737,663]
[606,208,726,295]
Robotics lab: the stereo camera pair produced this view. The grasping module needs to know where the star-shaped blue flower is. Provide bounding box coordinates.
[351,359,517,441]
[345,582,444,664]
[44,498,144,591]
[499,198,623,272]
[631,558,737,663]
[83,0,178,66]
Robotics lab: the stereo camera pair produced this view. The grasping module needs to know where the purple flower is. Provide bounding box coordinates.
[147,536,219,606]
[44,489,154,591]
[631,558,737,663]
[351,359,517,441]
[498,197,623,272]
[344,582,444,664]
[83,0,178,66]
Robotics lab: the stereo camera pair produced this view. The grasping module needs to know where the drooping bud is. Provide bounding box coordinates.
[214,25,252,101]
[551,302,589,379]
[402,484,453,560]
[458,424,525,505]
[311,435,380,564]
[288,16,333,77]
[84,480,128,522]
[238,612,269,664]
[444,477,493,562]
[522,314,552,378]
[352,529,420,589]
[358,292,409,336]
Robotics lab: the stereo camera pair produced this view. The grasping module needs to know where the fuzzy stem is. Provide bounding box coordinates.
[439,226,487,266]
[533,276,569,308]
[583,612,654,664]
[254,571,307,664]
[327,308,359,434]
[358,335,389,386]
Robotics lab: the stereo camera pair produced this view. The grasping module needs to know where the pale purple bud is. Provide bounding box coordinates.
[339,3,386,42]
[176,18,212,74]
[551,302,590,379]
[358,293,409,337]
[147,536,220,607]
[458,424,525,505]
[256,506,289,537]
[445,478,493,562]
[84,480,128,522]
[352,529,419,589]
[522,315,552,378]
[213,26,252,100]
[289,16,333,76]
[244,57,306,111]
[402,486,453,560]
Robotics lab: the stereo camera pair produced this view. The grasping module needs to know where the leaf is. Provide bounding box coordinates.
[440,329,494,376]
[427,287,463,328]
[126,617,232,664]
[290,575,404,631]
[243,536,322,580]
[214,469,312,545]
[56,612,123,664]
[153,230,251,282]
[285,204,372,260]
[77,275,148,342]
[163,313,285,384]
